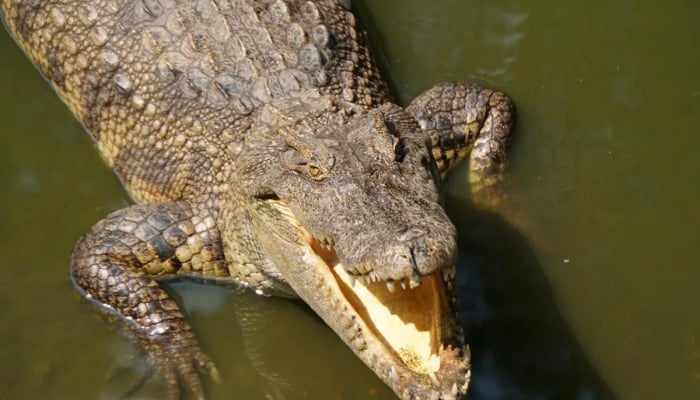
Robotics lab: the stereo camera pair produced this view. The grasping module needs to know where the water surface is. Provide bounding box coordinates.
[1,1,698,399]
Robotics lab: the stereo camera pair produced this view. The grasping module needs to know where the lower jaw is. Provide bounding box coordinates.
[331,264,470,399]
[305,247,469,398]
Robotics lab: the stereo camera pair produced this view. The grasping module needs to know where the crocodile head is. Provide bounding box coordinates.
[236,104,469,399]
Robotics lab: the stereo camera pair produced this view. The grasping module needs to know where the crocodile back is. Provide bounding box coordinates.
[1,0,391,202]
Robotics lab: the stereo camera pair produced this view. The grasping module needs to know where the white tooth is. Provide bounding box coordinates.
[451,383,459,396]
[400,280,407,290]
[442,266,456,281]
[389,366,397,380]
[348,274,356,287]
[428,371,438,385]
[409,278,420,289]
[386,281,396,293]
[461,369,471,392]
[442,390,456,400]
[429,391,440,400]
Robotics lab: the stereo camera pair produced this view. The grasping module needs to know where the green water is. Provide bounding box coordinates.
[1,0,698,399]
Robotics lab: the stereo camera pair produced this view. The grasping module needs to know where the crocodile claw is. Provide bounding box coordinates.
[140,332,219,400]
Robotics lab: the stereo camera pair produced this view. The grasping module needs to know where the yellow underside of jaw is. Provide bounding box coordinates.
[332,264,442,375]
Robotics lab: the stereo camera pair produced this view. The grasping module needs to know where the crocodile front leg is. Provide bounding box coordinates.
[407,82,515,206]
[71,202,225,399]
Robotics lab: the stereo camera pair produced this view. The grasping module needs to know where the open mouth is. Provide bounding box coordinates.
[256,198,470,398]
[311,237,456,377]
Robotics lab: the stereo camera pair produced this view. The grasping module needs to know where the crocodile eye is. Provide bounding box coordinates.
[308,164,324,180]
[295,162,325,181]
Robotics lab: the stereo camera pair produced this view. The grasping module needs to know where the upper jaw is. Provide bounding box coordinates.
[340,264,457,293]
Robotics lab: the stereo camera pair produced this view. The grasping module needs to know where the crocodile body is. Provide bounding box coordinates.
[1,1,515,399]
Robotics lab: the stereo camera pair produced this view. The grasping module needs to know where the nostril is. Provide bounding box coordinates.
[410,244,445,275]
[408,246,423,279]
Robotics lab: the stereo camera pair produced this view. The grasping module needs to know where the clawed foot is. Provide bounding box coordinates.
[159,352,219,400]
[150,338,220,400]
[119,329,220,400]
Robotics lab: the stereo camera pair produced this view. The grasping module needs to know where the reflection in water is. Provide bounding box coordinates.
[355,0,527,103]
[468,4,527,82]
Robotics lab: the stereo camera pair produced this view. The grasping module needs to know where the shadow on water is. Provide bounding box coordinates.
[447,200,615,400]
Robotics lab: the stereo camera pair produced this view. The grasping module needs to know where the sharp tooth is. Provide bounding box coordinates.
[386,281,395,293]
[451,383,459,396]
[428,371,438,385]
[409,276,420,289]
[400,280,407,290]
[348,274,356,287]
[461,369,471,392]
[442,266,456,281]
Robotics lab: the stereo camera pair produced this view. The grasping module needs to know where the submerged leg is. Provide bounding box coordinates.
[406,82,515,206]
[71,202,227,399]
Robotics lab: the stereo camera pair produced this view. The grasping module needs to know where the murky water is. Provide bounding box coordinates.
[1,0,698,399]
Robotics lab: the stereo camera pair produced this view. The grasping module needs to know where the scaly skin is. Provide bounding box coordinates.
[1,1,515,399]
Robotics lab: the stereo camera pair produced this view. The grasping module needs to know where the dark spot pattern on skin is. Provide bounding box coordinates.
[151,235,174,261]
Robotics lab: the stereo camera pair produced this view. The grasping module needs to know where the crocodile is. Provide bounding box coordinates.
[0,0,515,399]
